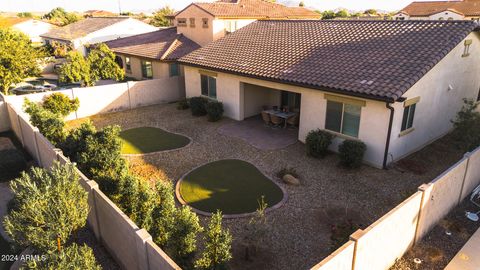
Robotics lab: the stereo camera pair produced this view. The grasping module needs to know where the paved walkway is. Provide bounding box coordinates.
[444,226,480,270]
[217,116,298,150]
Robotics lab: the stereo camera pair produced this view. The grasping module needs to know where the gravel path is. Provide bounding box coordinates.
[68,103,465,270]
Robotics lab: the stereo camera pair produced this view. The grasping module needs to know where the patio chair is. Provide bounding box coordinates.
[287,114,299,128]
[261,111,271,126]
[270,114,284,128]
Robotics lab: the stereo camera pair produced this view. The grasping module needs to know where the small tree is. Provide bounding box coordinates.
[59,51,93,86]
[169,206,203,265]
[452,99,480,151]
[151,6,175,27]
[195,211,232,270]
[3,163,89,253]
[135,179,157,231]
[243,196,268,260]
[26,243,101,269]
[88,43,125,82]
[24,99,66,145]
[151,181,177,247]
[0,29,45,94]
[118,175,140,218]
[42,92,80,117]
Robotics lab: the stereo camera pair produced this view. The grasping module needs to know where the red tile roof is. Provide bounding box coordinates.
[180,0,321,19]
[179,20,477,102]
[105,27,200,61]
[399,0,480,17]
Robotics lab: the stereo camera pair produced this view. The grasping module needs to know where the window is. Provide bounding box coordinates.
[125,57,131,73]
[169,63,180,77]
[463,39,472,57]
[189,18,195,27]
[401,97,420,133]
[325,100,361,138]
[177,18,187,27]
[202,18,209,28]
[225,21,237,34]
[141,61,153,79]
[200,74,216,99]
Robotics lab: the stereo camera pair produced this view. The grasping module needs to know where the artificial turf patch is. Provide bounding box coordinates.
[119,127,190,154]
[179,159,284,215]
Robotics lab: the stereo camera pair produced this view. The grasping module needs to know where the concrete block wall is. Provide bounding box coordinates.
[312,146,480,270]
[0,94,10,132]
[4,99,180,270]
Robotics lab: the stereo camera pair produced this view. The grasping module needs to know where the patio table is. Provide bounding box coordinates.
[264,110,297,128]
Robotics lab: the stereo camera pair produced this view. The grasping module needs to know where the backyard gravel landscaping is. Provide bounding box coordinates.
[67,103,466,270]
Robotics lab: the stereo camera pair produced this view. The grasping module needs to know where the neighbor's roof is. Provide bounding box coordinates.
[0,17,30,28]
[398,0,480,17]
[177,0,321,19]
[179,20,477,102]
[105,27,200,61]
[41,17,129,41]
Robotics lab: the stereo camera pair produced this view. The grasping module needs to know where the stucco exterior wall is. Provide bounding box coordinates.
[311,241,355,270]
[388,33,480,162]
[243,83,281,118]
[175,5,215,46]
[13,19,53,43]
[184,66,391,167]
[117,55,178,80]
[429,11,464,20]
[75,18,157,55]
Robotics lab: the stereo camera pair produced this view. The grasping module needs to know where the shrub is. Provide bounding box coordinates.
[195,211,232,270]
[305,129,333,158]
[205,101,224,122]
[118,175,139,218]
[451,99,480,151]
[26,243,101,269]
[169,206,203,266]
[42,93,80,116]
[338,140,366,168]
[177,98,190,110]
[3,163,89,253]
[24,99,66,145]
[135,179,157,231]
[151,181,177,247]
[190,96,208,116]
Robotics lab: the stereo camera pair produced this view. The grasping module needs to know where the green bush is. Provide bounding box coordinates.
[452,99,480,151]
[305,129,333,158]
[3,163,89,253]
[26,243,101,269]
[338,140,366,168]
[190,96,208,116]
[205,101,224,122]
[24,99,66,145]
[177,98,190,110]
[42,93,80,116]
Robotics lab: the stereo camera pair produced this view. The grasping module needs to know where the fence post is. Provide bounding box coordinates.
[458,152,472,204]
[16,114,25,146]
[414,184,430,245]
[33,129,42,167]
[135,229,152,270]
[88,182,103,242]
[127,81,132,110]
[349,229,364,270]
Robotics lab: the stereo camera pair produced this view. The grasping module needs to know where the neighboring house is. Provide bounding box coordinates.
[171,0,321,46]
[0,17,54,43]
[393,0,480,21]
[105,27,200,81]
[41,17,158,56]
[83,10,116,17]
[179,20,480,168]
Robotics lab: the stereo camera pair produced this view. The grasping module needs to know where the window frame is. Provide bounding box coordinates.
[325,99,362,138]
[141,60,153,79]
[125,57,131,73]
[189,18,195,27]
[177,18,187,27]
[200,74,217,99]
[169,62,180,77]
[400,97,420,136]
[202,18,209,28]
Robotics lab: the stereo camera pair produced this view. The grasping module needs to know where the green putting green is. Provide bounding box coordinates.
[178,159,284,215]
[120,127,190,154]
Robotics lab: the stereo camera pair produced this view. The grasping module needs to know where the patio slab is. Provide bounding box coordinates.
[217,116,298,150]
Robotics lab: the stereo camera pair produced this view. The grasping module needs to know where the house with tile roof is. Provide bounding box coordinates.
[171,0,321,46]
[105,27,200,81]
[0,17,55,43]
[41,17,158,56]
[393,0,480,21]
[179,20,480,168]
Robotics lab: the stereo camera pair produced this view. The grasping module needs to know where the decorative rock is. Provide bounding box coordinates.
[283,174,300,186]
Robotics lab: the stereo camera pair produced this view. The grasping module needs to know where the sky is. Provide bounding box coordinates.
[0,0,430,13]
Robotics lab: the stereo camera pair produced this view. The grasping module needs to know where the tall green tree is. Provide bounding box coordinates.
[195,211,232,270]
[151,181,177,247]
[24,99,66,145]
[3,163,89,253]
[150,6,175,27]
[59,51,93,86]
[87,43,125,82]
[42,7,81,26]
[0,29,45,94]
[321,10,336,20]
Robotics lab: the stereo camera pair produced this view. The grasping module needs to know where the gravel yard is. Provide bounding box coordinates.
[67,103,465,270]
